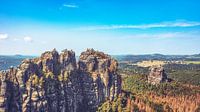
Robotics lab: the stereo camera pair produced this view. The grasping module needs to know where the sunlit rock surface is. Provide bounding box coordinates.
[148,66,168,85]
[0,49,121,112]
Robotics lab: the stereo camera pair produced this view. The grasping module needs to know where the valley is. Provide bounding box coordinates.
[0,50,200,111]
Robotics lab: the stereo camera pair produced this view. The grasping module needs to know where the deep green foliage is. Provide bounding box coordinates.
[118,62,200,86]
[97,97,126,112]
[122,74,200,96]
[118,64,148,75]
[164,64,200,86]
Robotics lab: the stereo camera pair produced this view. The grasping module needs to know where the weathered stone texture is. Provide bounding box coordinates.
[0,48,121,112]
[148,66,168,85]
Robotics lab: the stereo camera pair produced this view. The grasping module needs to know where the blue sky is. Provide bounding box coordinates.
[0,0,200,55]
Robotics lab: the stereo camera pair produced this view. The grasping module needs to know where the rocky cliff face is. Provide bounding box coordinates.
[0,49,121,112]
[148,66,168,85]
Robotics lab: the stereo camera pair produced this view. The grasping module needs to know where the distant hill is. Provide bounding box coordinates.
[113,53,200,62]
[0,55,35,70]
[1,53,200,71]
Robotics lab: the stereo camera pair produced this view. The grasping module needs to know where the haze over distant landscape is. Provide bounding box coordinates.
[1,1,200,112]
[0,0,200,55]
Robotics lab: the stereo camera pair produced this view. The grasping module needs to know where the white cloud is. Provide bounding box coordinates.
[122,32,200,39]
[24,36,33,42]
[63,4,79,8]
[0,33,8,40]
[130,33,179,38]
[78,20,200,30]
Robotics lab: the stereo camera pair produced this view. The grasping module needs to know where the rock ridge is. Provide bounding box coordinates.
[0,48,121,112]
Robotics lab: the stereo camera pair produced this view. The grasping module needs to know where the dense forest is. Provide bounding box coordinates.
[118,62,200,86]
[1,55,200,111]
[98,57,200,112]
[98,74,200,112]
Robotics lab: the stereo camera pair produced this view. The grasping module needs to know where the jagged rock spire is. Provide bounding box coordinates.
[0,48,121,112]
[148,66,168,85]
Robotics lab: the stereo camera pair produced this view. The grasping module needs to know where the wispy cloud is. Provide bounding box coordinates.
[125,33,178,39]
[0,33,8,40]
[78,20,200,30]
[63,4,79,8]
[24,36,33,42]
[121,32,200,39]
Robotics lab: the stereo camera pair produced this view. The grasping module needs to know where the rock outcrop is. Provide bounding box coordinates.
[0,49,121,112]
[148,66,168,85]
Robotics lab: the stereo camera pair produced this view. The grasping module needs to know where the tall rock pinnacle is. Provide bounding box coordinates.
[0,49,121,112]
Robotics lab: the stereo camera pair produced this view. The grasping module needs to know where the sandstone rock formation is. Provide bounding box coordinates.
[148,66,168,85]
[0,49,121,112]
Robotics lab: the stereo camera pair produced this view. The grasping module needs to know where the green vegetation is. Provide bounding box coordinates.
[122,74,200,96]
[29,74,44,86]
[118,64,148,75]
[98,73,200,112]
[185,61,200,64]
[58,71,70,81]
[97,97,128,112]
[43,72,54,79]
[119,62,200,86]
[96,57,200,111]
[164,64,200,86]
[101,58,200,111]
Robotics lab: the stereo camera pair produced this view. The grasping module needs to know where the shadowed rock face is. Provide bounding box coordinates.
[0,49,121,112]
[148,66,168,85]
